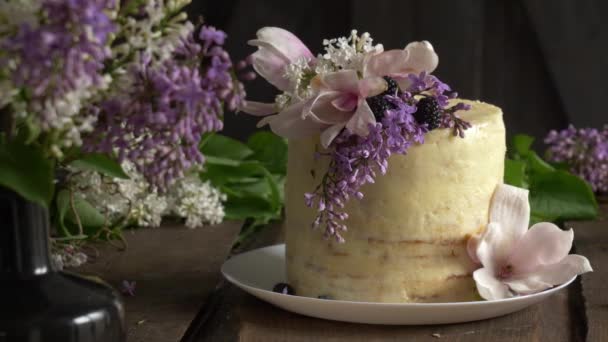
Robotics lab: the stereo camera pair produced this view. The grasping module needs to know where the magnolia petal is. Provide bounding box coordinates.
[363,49,410,78]
[258,101,322,138]
[489,184,530,251]
[320,70,359,93]
[475,222,503,274]
[345,99,376,137]
[473,268,512,301]
[404,41,439,74]
[249,46,291,91]
[242,101,277,116]
[304,91,352,125]
[467,234,481,265]
[506,254,592,296]
[331,93,358,112]
[358,76,387,97]
[252,27,313,63]
[320,123,346,148]
[508,224,574,274]
[504,276,553,295]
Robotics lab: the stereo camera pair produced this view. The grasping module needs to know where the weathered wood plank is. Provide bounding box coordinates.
[77,222,241,342]
[572,218,608,342]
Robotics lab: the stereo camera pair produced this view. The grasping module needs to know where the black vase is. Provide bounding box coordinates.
[0,188,126,342]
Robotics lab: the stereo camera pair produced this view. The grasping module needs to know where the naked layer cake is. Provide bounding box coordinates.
[243,26,591,303]
[285,99,505,302]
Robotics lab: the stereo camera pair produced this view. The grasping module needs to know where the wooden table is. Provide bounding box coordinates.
[78,207,607,341]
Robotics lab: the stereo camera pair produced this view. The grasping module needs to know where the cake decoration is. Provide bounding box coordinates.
[467,184,592,300]
[244,27,472,242]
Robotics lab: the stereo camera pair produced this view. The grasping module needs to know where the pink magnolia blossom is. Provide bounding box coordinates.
[242,27,439,147]
[248,27,313,92]
[467,184,592,300]
[364,41,438,89]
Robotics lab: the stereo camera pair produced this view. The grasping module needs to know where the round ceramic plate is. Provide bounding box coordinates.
[221,244,576,325]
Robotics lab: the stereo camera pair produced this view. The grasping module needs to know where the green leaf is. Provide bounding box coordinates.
[202,161,268,186]
[529,170,598,222]
[0,139,54,207]
[200,134,253,160]
[204,155,243,167]
[70,153,129,179]
[504,158,528,188]
[56,189,106,236]
[511,134,535,157]
[526,152,555,175]
[223,195,275,220]
[246,132,288,174]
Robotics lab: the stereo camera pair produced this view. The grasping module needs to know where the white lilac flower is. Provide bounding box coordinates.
[130,192,167,228]
[113,0,193,64]
[168,175,226,228]
[322,30,383,72]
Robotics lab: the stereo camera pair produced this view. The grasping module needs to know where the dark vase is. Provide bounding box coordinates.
[0,188,126,342]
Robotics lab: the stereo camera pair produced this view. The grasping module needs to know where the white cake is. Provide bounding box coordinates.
[285,99,506,302]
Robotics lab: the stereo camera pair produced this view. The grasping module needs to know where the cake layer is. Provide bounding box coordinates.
[285,99,506,302]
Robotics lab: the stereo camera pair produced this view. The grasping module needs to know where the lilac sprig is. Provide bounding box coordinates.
[87,26,246,190]
[441,103,473,138]
[2,0,116,152]
[545,125,608,193]
[305,73,471,242]
[305,93,426,242]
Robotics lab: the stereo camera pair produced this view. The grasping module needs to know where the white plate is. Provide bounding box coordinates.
[221,244,576,325]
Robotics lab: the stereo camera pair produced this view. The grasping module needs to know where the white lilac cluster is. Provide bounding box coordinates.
[321,30,383,71]
[168,174,227,228]
[276,30,382,108]
[70,162,226,229]
[112,0,194,73]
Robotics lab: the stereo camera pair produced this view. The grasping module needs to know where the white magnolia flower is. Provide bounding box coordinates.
[467,184,593,300]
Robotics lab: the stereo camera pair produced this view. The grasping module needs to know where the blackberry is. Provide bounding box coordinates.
[366,76,400,120]
[383,76,399,96]
[272,283,295,295]
[414,97,442,130]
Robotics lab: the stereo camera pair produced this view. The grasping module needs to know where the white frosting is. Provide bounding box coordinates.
[285,99,506,302]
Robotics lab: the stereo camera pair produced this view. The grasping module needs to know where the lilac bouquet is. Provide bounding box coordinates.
[545,125,608,194]
[243,28,471,242]
[0,0,250,260]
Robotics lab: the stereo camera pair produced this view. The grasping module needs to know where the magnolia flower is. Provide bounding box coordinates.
[243,27,439,148]
[248,27,313,93]
[364,41,438,89]
[467,184,592,300]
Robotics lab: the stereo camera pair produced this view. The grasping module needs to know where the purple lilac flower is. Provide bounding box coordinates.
[3,0,115,131]
[87,26,245,189]
[306,73,470,242]
[305,93,427,242]
[545,125,608,193]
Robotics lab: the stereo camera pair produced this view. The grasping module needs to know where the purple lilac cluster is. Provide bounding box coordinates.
[3,0,115,128]
[305,73,470,242]
[87,26,247,190]
[545,125,608,193]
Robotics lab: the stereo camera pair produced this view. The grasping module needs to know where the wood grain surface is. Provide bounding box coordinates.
[77,221,241,342]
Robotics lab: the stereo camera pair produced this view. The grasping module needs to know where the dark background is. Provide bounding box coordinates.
[188,0,608,146]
